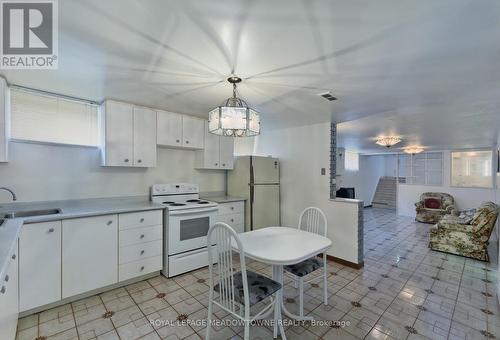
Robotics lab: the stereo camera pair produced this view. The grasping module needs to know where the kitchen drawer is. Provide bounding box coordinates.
[214,213,244,226]
[119,210,163,230]
[218,201,244,215]
[119,240,162,264]
[119,225,162,247]
[119,256,162,281]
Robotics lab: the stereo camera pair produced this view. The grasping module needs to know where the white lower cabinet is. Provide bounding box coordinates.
[214,201,245,233]
[15,209,163,315]
[118,210,163,282]
[19,221,61,312]
[0,243,18,340]
[62,215,118,298]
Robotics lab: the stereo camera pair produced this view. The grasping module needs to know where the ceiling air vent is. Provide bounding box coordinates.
[318,91,337,101]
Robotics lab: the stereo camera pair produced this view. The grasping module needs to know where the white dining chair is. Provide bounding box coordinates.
[284,207,328,316]
[206,222,285,340]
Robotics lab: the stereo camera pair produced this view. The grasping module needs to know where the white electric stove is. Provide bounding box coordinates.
[151,183,218,277]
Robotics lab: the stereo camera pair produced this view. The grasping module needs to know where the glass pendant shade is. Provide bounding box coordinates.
[208,76,260,137]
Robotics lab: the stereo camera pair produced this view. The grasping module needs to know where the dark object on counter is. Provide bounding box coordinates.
[336,187,355,199]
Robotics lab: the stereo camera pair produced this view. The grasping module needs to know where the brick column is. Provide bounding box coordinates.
[330,122,337,199]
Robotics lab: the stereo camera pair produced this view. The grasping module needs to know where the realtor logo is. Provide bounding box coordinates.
[1,0,58,69]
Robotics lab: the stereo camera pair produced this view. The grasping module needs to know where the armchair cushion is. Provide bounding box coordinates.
[424,198,441,209]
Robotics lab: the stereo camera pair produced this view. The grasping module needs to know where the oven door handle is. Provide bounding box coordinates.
[169,207,219,216]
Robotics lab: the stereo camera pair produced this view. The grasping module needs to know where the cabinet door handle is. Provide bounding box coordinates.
[4,275,9,282]
[185,140,189,144]
[231,219,234,222]
[124,158,129,163]
[107,221,113,226]
[137,159,142,163]
[176,139,180,143]
[222,163,226,167]
[48,228,55,233]
[140,218,145,223]
[215,163,218,166]
[140,234,145,239]
[140,266,145,271]
[140,250,145,255]
[0,286,5,294]
[11,254,16,260]
[231,207,234,210]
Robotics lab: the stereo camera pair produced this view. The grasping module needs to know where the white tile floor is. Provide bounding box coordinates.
[16,208,500,339]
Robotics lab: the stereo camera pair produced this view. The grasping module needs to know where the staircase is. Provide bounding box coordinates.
[372,177,397,209]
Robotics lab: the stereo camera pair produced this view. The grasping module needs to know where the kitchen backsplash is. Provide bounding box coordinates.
[0,142,225,203]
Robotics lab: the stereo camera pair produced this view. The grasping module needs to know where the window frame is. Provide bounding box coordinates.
[9,87,100,148]
[398,151,444,186]
[449,148,495,189]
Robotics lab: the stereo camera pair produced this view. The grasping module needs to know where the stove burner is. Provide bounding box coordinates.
[186,199,201,202]
[162,201,175,204]
[169,203,186,206]
[198,201,210,204]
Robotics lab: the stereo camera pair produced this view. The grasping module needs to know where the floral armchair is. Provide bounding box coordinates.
[415,192,455,224]
[429,202,499,261]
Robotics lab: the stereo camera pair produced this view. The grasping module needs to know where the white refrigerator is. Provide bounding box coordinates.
[227,156,280,231]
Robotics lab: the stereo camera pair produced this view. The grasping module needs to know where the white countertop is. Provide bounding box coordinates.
[0,196,165,282]
[200,195,246,203]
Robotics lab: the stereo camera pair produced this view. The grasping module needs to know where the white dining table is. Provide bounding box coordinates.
[232,226,332,338]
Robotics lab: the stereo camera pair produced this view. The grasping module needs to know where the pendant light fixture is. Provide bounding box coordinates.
[208,76,260,137]
[375,136,402,148]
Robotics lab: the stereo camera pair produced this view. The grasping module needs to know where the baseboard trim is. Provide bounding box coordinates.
[327,255,364,269]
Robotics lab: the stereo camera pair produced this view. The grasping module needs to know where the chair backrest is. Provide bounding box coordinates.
[298,207,327,236]
[207,222,249,313]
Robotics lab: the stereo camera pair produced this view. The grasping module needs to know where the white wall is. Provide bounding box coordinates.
[398,150,496,217]
[0,141,225,203]
[384,154,397,177]
[337,154,385,206]
[253,122,361,263]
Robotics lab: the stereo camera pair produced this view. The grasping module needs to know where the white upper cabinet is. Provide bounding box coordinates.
[0,78,8,162]
[133,106,157,167]
[182,115,204,149]
[101,100,133,166]
[157,110,182,147]
[101,100,157,167]
[157,111,204,150]
[219,137,235,169]
[196,121,234,170]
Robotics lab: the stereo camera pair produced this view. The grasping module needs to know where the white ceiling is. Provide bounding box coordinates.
[1,0,499,151]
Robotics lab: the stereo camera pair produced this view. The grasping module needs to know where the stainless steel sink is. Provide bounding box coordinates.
[2,208,62,219]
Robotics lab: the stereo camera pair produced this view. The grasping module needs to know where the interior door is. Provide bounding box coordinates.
[105,101,133,166]
[133,106,157,167]
[252,156,279,184]
[251,184,280,230]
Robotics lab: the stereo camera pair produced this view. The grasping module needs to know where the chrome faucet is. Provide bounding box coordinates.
[0,187,17,201]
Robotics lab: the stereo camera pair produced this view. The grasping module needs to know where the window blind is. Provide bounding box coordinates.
[10,89,99,147]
